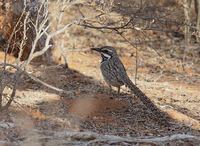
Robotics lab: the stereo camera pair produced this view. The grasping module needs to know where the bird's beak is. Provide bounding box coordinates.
[91,47,101,52]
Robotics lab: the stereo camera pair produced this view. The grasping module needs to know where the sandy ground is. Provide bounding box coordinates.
[0,50,200,146]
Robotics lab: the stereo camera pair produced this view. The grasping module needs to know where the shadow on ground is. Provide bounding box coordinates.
[8,62,200,136]
[1,60,200,146]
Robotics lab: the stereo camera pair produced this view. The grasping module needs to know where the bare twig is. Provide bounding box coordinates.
[17,11,30,64]
[0,0,80,111]
[0,63,66,93]
[79,19,132,30]
[4,10,27,63]
[114,29,140,85]
[43,130,200,145]
[135,41,138,85]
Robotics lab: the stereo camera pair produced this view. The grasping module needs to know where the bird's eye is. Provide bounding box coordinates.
[102,49,109,54]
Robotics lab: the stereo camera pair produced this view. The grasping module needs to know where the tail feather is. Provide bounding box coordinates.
[124,78,169,126]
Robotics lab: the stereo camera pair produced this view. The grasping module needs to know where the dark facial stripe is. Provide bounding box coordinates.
[101,49,113,55]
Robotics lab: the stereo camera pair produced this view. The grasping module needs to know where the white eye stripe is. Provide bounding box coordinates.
[102,53,111,59]
[107,49,113,52]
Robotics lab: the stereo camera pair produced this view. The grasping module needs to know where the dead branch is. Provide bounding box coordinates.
[17,11,30,64]
[29,22,73,60]
[135,41,138,85]
[0,0,86,110]
[114,29,140,84]
[23,6,82,67]
[41,130,200,145]
[0,63,66,93]
[79,19,132,30]
[79,20,167,63]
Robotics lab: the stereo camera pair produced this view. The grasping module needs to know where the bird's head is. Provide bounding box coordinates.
[91,46,117,62]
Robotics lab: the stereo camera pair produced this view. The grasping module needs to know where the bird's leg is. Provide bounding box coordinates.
[117,86,120,94]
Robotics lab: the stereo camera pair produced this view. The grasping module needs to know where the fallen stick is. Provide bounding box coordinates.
[38,130,200,145]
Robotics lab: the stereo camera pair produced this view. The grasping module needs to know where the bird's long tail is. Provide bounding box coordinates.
[124,77,169,126]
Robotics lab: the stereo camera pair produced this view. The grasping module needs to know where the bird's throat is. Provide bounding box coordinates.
[101,53,111,63]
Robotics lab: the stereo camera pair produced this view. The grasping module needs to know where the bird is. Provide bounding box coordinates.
[91,46,169,125]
